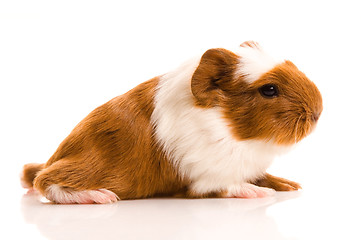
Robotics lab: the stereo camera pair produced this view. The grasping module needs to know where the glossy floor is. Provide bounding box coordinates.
[3,187,356,240]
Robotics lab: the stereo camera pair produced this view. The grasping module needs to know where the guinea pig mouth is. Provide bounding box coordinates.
[292,112,317,144]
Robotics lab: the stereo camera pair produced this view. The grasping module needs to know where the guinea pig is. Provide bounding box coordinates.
[20,41,322,204]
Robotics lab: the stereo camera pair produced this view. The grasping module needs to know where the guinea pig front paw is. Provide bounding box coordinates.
[253,173,302,191]
[223,183,276,198]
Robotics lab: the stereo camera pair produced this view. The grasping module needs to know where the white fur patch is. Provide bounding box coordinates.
[234,45,282,83]
[151,56,289,195]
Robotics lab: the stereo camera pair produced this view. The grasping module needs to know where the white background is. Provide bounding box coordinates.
[1,0,360,239]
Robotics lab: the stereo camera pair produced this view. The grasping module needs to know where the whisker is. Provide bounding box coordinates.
[294,114,304,144]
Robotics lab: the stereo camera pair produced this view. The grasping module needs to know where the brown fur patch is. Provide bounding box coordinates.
[21,163,45,188]
[33,77,189,200]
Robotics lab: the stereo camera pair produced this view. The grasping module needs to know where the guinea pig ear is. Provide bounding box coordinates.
[240,40,261,49]
[191,48,239,107]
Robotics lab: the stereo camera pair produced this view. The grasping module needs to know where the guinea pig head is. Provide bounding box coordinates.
[191,41,323,145]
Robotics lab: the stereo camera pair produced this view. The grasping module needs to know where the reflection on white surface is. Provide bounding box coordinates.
[21,191,301,240]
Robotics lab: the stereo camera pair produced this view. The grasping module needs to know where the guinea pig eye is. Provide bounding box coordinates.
[259,84,279,98]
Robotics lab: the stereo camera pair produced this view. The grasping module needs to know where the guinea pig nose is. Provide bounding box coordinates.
[311,112,320,122]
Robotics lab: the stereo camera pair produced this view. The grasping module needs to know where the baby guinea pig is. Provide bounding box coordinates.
[21,41,322,204]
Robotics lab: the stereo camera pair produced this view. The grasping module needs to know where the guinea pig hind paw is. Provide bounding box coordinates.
[224,183,276,198]
[46,185,119,204]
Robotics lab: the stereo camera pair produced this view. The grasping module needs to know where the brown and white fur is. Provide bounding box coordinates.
[21,41,322,204]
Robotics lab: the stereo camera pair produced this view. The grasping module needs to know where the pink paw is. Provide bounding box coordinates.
[224,183,275,198]
[46,185,119,204]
